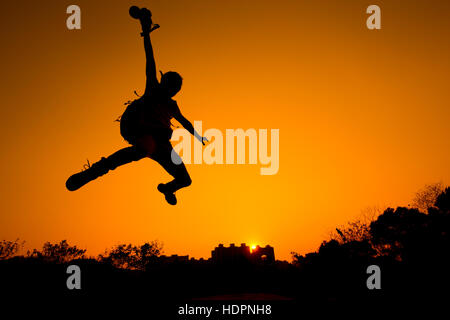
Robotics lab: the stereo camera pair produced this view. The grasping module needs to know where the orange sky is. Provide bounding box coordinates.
[0,0,449,261]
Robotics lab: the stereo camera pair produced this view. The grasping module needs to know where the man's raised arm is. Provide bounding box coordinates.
[142,28,158,94]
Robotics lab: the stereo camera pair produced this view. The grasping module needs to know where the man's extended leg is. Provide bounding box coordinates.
[66,146,147,191]
[151,145,191,205]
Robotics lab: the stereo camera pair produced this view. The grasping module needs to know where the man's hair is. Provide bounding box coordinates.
[161,71,183,89]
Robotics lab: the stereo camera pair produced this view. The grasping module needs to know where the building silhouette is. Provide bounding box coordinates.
[155,243,276,265]
[158,254,189,263]
[211,243,275,264]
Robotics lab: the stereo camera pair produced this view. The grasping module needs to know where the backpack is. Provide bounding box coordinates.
[119,96,146,144]
[118,93,173,145]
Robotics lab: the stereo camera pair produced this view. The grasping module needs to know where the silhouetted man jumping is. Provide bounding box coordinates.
[66,7,207,205]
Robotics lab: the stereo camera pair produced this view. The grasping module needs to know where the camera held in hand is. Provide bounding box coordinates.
[129,6,159,33]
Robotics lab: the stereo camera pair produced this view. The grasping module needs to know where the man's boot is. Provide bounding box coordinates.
[66,158,112,191]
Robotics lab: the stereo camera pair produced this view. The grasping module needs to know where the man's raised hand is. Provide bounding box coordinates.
[150,24,160,32]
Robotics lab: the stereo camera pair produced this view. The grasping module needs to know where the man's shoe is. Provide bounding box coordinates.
[157,183,177,205]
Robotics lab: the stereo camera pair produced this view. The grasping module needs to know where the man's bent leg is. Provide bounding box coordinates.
[151,147,192,194]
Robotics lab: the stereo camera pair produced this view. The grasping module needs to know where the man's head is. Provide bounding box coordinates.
[160,71,182,97]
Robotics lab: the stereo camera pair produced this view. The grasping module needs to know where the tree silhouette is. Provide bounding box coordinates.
[434,186,450,213]
[28,240,86,263]
[334,220,371,243]
[370,188,450,263]
[0,239,23,260]
[412,182,444,213]
[99,241,163,270]
[369,207,427,261]
[293,186,450,267]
